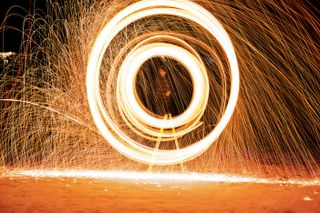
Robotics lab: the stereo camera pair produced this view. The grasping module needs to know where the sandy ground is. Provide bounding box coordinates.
[0,174,320,213]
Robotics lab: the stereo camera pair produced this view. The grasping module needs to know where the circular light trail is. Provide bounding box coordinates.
[86,0,240,165]
[117,41,209,138]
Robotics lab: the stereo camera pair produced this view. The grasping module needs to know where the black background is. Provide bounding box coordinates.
[0,0,47,52]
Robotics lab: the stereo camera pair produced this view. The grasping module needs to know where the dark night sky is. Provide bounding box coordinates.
[0,0,47,52]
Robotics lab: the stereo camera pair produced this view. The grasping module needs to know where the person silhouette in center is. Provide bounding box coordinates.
[155,66,174,116]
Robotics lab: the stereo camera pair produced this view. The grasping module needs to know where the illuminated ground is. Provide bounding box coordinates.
[0,170,320,212]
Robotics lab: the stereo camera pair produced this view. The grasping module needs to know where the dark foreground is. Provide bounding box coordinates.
[0,173,319,213]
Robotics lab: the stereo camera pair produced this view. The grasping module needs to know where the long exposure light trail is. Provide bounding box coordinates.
[114,34,206,141]
[1,0,318,183]
[86,0,240,165]
[7,170,320,186]
[118,42,208,133]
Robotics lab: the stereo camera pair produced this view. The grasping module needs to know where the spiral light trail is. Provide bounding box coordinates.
[86,0,240,165]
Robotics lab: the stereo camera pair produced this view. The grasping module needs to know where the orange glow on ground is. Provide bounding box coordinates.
[5,169,320,186]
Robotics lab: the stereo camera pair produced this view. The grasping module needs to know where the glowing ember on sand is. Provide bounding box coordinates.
[6,170,320,186]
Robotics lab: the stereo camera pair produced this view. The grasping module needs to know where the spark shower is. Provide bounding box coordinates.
[86,0,239,165]
[0,0,319,176]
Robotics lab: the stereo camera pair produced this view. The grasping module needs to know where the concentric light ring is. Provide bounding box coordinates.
[86,0,240,165]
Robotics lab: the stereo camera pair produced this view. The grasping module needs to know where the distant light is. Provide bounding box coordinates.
[0,52,16,58]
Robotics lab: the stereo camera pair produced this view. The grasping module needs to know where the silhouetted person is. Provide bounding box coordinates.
[155,67,174,115]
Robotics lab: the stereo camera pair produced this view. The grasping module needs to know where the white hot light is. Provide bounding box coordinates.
[9,169,320,186]
[86,0,240,165]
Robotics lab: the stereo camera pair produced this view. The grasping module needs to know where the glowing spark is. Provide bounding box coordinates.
[86,0,240,165]
[7,170,320,186]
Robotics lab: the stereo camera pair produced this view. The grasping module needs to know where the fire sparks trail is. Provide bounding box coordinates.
[86,0,239,165]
